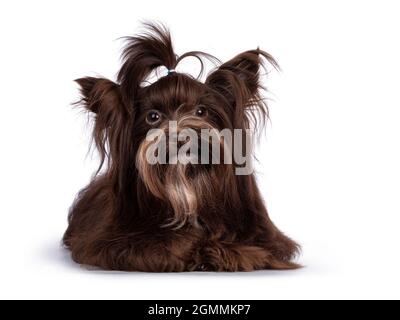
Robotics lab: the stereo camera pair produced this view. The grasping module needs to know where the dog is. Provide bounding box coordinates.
[63,23,300,272]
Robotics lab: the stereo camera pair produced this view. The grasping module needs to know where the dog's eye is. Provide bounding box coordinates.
[195,106,207,117]
[146,110,161,125]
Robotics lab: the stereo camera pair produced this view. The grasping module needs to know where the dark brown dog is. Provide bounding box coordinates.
[63,23,300,272]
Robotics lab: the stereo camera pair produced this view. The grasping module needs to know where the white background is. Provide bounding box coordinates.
[0,0,399,300]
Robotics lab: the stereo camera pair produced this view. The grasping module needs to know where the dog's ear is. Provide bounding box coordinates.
[205,49,278,128]
[75,77,123,114]
[75,77,132,174]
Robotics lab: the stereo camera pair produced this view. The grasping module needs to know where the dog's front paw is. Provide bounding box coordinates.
[201,244,272,272]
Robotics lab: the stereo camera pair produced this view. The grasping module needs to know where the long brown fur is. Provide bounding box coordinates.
[63,23,301,272]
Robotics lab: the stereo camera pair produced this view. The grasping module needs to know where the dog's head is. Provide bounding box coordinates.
[76,23,277,228]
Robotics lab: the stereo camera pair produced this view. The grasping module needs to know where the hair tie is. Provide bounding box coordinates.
[167,69,176,75]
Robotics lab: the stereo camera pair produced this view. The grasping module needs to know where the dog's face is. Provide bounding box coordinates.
[134,75,231,227]
[75,24,277,228]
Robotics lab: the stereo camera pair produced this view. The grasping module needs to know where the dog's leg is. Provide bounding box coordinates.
[200,243,267,271]
[200,240,300,272]
[69,232,200,272]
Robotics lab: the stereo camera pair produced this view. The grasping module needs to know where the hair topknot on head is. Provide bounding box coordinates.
[117,23,176,100]
[117,23,219,105]
[65,22,300,272]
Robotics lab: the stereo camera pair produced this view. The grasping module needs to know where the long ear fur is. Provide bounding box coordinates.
[205,49,279,129]
[75,77,131,176]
